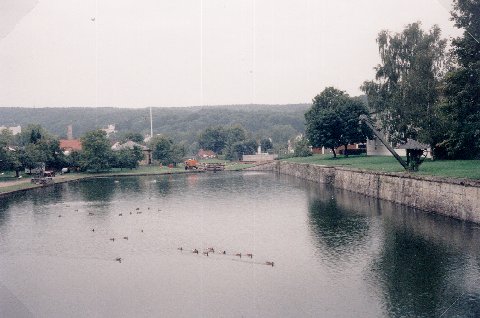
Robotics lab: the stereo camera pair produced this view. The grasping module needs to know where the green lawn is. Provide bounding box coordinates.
[284,154,480,179]
[0,170,19,182]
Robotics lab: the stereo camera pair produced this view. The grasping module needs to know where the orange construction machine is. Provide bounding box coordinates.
[184,159,199,170]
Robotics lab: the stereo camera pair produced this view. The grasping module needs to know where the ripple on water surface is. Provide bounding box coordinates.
[0,172,480,317]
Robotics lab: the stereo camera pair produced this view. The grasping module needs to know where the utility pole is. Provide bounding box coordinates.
[150,106,153,138]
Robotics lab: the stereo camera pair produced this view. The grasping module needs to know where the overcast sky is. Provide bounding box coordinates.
[0,0,460,108]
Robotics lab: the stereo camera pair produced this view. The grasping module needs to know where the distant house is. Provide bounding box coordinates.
[0,125,21,135]
[197,149,216,159]
[59,139,82,155]
[287,134,304,154]
[101,124,117,136]
[367,137,431,158]
[111,141,152,165]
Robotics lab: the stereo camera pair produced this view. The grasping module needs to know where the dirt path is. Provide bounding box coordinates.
[0,179,29,188]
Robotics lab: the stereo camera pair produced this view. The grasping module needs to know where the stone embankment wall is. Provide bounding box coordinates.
[248,161,480,223]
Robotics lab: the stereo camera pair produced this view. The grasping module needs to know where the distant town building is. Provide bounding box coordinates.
[111,141,152,165]
[59,139,82,155]
[197,149,216,159]
[0,125,21,135]
[287,134,303,154]
[67,124,73,140]
[101,124,116,136]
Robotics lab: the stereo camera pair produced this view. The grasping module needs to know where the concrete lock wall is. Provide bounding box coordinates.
[247,161,480,223]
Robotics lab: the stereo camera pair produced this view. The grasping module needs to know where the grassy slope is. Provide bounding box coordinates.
[284,154,480,179]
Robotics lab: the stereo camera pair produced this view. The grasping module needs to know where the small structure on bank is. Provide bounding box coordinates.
[397,139,429,172]
[242,146,277,162]
[360,115,429,172]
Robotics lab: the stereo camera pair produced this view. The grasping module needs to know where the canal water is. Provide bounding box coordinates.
[1,172,479,317]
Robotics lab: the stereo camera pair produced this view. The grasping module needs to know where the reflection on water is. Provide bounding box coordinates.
[77,178,117,202]
[372,225,455,317]
[0,172,480,318]
[306,181,480,318]
[154,175,172,196]
[371,209,480,317]
[308,197,369,256]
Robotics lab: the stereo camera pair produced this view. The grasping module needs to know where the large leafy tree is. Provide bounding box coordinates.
[226,139,258,160]
[260,138,273,152]
[18,124,49,146]
[440,0,480,158]
[15,125,66,170]
[198,126,226,154]
[198,125,253,158]
[305,87,370,158]
[149,135,185,166]
[361,22,448,154]
[0,129,22,176]
[20,144,47,171]
[225,125,247,146]
[36,138,66,170]
[294,138,312,157]
[113,146,144,170]
[80,130,113,172]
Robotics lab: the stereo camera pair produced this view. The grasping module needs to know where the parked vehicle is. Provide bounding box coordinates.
[25,163,46,175]
[31,171,55,185]
[184,159,199,170]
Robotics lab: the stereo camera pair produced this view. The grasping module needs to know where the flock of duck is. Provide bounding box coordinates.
[177,246,274,267]
[61,204,274,267]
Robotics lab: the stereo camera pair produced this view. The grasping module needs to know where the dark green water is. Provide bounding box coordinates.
[0,172,479,317]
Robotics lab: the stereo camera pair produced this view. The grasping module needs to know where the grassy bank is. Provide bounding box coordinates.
[283,154,480,179]
[0,161,255,195]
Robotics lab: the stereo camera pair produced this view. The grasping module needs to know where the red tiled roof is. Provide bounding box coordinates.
[59,139,82,151]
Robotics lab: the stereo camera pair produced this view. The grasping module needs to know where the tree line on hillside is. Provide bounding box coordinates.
[0,104,308,150]
[305,0,480,160]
